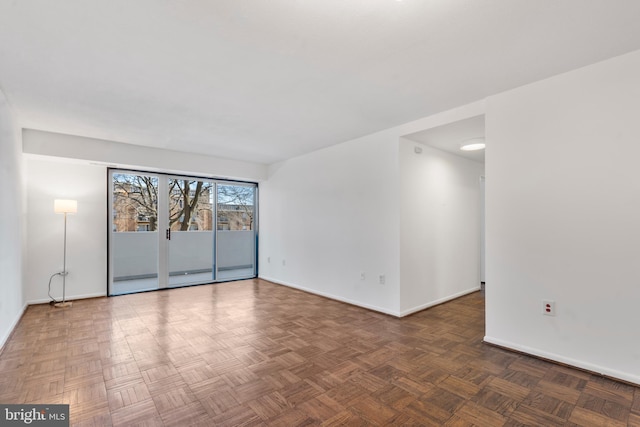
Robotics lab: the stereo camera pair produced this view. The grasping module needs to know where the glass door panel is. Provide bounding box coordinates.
[109,171,159,295]
[216,183,256,280]
[167,178,215,287]
[109,169,258,295]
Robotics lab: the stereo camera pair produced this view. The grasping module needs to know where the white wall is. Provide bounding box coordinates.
[480,176,485,283]
[24,156,107,303]
[0,89,25,349]
[23,129,268,182]
[399,139,484,315]
[259,135,402,315]
[259,101,485,316]
[485,49,640,384]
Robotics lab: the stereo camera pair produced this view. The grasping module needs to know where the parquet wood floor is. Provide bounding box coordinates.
[1,279,639,426]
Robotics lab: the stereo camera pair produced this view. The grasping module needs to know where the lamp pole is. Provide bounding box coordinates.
[54,199,76,308]
[62,211,68,305]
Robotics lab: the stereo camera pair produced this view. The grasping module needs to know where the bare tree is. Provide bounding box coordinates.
[113,174,158,231]
[112,174,214,232]
[168,179,213,230]
[217,185,255,230]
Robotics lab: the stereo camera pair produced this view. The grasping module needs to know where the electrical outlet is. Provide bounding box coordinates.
[379,274,386,285]
[282,259,286,266]
[267,256,270,263]
[360,272,366,281]
[542,300,555,316]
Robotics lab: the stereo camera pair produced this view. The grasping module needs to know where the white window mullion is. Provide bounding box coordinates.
[157,177,169,288]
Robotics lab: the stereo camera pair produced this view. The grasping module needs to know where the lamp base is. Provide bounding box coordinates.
[54,301,73,308]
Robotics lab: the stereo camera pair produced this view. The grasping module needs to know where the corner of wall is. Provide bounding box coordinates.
[0,88,26,351]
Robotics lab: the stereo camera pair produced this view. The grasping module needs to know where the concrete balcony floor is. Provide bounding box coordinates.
[111,267,255,295]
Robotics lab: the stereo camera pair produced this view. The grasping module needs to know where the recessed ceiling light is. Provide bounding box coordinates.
[460,137,485,151]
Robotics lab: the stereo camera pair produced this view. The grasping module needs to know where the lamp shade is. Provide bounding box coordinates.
[54,199,78,214]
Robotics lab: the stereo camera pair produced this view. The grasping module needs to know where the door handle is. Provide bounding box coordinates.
[166,228,171,240]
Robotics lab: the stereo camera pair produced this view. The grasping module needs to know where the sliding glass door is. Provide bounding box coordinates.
[216,183,257,281]
[167,177,215,288]
[110,172,160,294]
[109,169,257,296]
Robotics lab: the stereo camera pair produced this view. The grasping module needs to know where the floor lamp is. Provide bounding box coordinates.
[54,199,77,308]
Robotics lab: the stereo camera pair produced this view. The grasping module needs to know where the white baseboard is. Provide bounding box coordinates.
[27,292,106,306]
[399,286,481,317]
[259,275,401,317]
[259,277,481,318]
[0,302,28,353]
[484,335,640,386]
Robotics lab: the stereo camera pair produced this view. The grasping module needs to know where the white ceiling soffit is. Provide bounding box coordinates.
[405,115,485,163]
[1,1,640,164]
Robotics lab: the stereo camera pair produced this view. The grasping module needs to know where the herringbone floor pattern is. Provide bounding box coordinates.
[1,279,638,426]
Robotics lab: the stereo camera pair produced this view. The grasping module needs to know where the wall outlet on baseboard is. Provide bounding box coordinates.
[379,274,386,285]
[543,300,555,316]
[360,272,365,281]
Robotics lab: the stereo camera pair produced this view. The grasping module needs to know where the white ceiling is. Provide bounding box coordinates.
[1,1,640,165]
[405,115,485,163]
